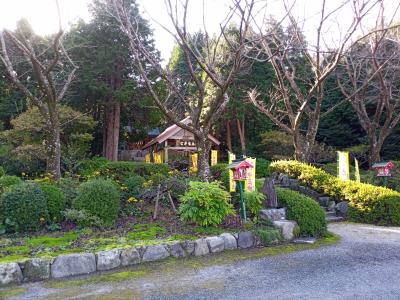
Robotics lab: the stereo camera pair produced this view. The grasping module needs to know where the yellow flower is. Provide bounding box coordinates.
[39,217,45,223]
[21,172,26,176]
[127,196,138,203]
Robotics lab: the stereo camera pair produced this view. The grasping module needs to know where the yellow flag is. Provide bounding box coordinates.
[154,152,163,164]
[145,153,150,163]
[228,152,236,192]
[191,153,198,172]
[211,150,218,166]
[245,158,256,192]
[354,158,361,182]
[337,151,350,181]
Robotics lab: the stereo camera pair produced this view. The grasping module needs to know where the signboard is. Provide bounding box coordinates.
[211,150,218,166]
[337,151,350,181]
[354,158,360,182]
[228,152,236,192]
[372,162,394,177]
[245,157,256,192]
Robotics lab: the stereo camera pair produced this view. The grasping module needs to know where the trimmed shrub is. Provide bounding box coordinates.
[179,181,234,226]
[271,160,400,226]
[40,183,66,223]
[97,161,169,181]
[73,179,120,227]
[1,182,48,232]
[210,163,230,190]
[256,158,271,178]
[0,175,22,194]
[276,187,327,237]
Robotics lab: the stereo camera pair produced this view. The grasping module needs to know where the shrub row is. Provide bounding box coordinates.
[96,161,169,180]
[270,160,400,225]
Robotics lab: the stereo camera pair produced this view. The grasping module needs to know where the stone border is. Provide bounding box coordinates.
[0,230,266,286]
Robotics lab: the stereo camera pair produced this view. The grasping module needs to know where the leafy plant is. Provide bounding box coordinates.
[0,175,22,194]
[179,181,234,226]
[276,187,327,237]
[40,183,66,222]
[126,223,167,240]
[63,209,103,228]
[123,175,145,198]
[57,177,80,207]
[0,166,5,177]
[255,158,271,178]
[253,227,282,245]
[210,163,230,190]
[244,190,265,217]
[1,182,48,232]
[73,179,120,227]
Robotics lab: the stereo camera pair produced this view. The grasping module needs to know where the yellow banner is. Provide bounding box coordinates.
[354,158,361,182]
[337,151,350,181]
[228,152,236,192]
[245,157,256,192]
[145,153,151,163]
[154,151,163,164]
[211,150,218,166]
[190,153,198,172]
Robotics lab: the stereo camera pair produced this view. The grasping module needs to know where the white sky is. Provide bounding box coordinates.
[0,0,399,63]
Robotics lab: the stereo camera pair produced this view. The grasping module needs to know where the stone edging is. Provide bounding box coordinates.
[0,231,262,286]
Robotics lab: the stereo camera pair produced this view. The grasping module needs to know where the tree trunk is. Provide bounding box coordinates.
[226,120,232,153]
[45,105,61,181]
[368,134,382,166]
[196,135,212,181]
[103,102,120,161]
[237,117,246,156]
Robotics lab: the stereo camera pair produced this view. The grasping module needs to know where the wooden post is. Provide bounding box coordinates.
[153,184,161,219]
[167,191,177,213]
[164,140,168,163]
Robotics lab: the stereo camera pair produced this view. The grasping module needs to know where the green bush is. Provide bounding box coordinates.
[179,181,234,226]
[1,182,48,232]
[0,175,22,194]
[256,158,271,178]
[57,177,80,207]
[276,187,327,237]
[244,190,265,217]
[123,175,145,198]
[97,161,169,181]
[253,227,282,245]
[0,166,5,177]
[73,179,120,227]
[78,156,109,177]
[40,183,66,223]
[210,163,230,190]
[63,209,103,228]
[271,160,400,226]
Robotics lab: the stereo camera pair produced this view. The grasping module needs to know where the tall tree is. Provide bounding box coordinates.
[337,8,400,165]
[112,0,255,180]
[249,0,381,162]
[0,17,77,180]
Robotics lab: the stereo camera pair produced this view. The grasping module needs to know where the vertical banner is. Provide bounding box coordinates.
[190,153,198,172]
[245,158,256,192]
[154,152,163,163]
[211,150,218,166]
[145,153,150,163]
[354,158,361,182]
[337,151,350,181]
[228,152,236,192]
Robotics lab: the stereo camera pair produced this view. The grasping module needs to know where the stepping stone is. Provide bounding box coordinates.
[326,215,344,222]
[293,237,316,244]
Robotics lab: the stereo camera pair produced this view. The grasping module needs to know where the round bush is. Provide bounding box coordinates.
[123,175,145,198]
[40,183,66,223]
[276,187,327,237]
[1,182,48,232]
[0,175,22,194]
[73,179,120,227]
[179,181,234,226]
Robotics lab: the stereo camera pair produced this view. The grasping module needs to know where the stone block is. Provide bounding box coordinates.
[0,263,23,286]
[121,247,140,266]
[220,233,237,250]
[51,253,96,279]
[168,242,186,258]
[335,201,348,216]
[237,231,254,249]
[293,237,316,244]
[23,258,50,282]
[317,196,330,207]
[96,249,121,271]
[272,220,297,240]
[259,208,286,222]
[194,239,209,256]
[206,236,225,253]
[183,240,195,256]
[142,245,169,262]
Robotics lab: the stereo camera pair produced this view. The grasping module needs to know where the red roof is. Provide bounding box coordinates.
[142,117,220,149]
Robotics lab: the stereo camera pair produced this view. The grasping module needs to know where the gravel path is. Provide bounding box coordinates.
[6,222,400,299]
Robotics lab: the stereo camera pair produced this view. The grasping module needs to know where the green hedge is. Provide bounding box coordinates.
[271,160,400,225]
[210,163,230,190]
[0,175,22,194]
[97,161,169,181]
[1,182,48,232]
[256,158,271,178]
[40,183,66,223]
[73,179,120,227]
[276,187,327,237]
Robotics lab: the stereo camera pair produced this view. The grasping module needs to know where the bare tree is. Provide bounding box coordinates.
[337,4,400,165]
[110,0,255,180]
[249,0,381,162]
[0,6,78,180]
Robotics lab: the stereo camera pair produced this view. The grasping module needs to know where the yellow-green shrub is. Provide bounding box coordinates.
[270,160,400,225]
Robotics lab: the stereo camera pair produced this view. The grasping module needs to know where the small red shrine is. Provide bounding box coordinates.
[228,159,254,181]
[372,161,394,177]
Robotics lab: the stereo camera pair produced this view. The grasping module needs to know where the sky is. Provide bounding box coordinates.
[0,0,399,63]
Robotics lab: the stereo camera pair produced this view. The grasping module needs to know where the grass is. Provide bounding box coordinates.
[0,287,27,298]
[26,232,79,248]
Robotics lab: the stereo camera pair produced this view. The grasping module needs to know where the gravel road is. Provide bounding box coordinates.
[5,222,400,300]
